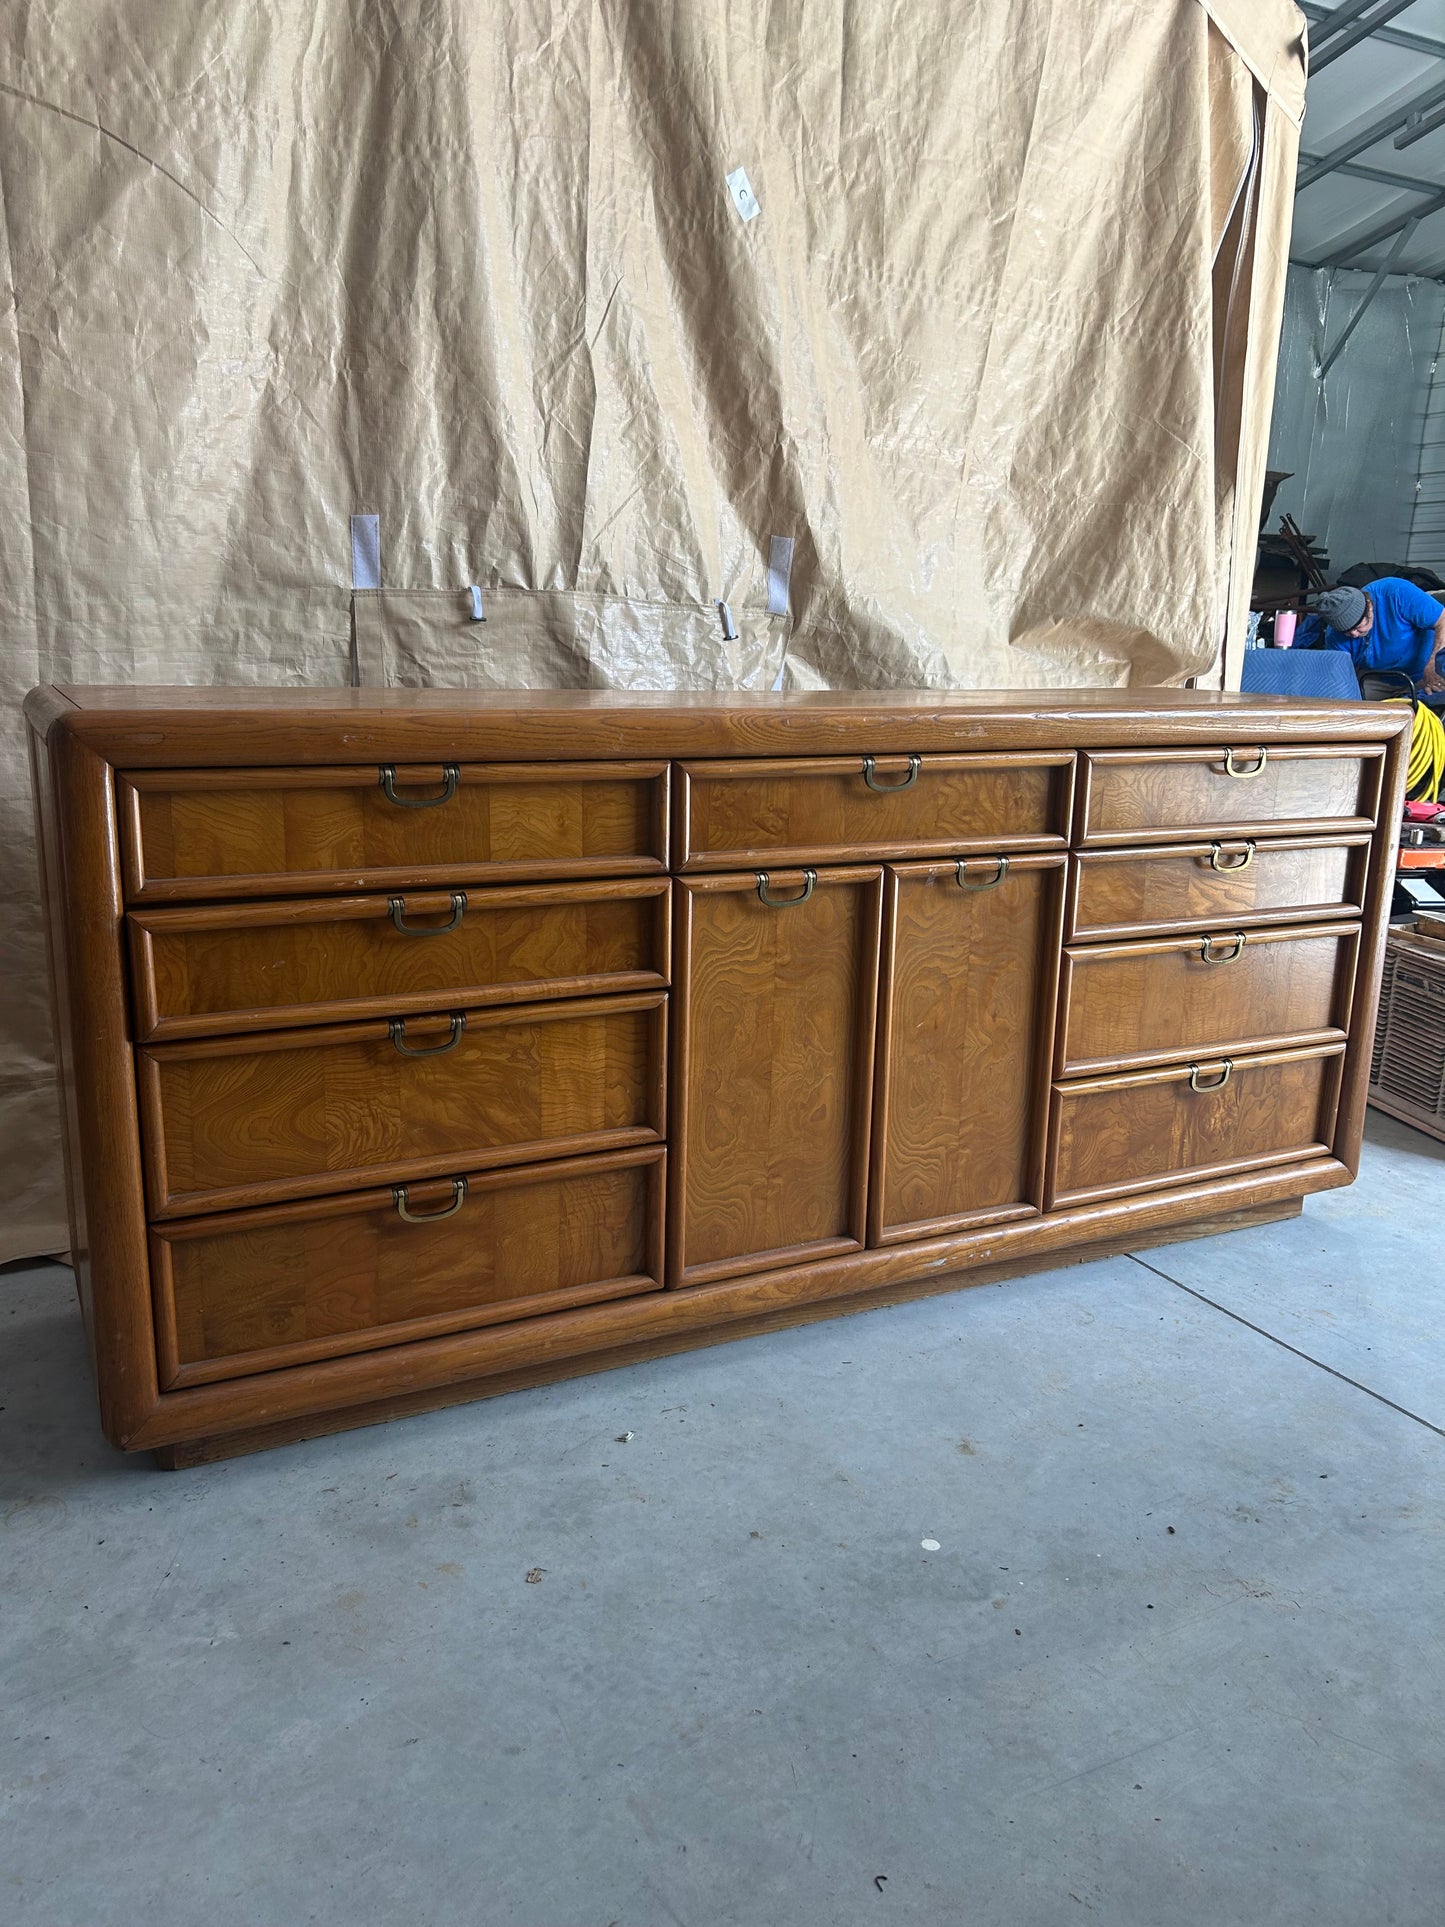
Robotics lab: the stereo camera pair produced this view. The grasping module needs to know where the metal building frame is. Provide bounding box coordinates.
[1292,3,1445,378]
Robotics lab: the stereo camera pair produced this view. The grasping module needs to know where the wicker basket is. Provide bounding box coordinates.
[1369,929,1445,1142]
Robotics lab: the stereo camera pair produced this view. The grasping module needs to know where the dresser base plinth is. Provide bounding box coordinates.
[151,1193,1302,1469]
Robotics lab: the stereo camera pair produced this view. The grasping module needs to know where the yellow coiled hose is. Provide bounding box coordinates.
[1385,696,1445,803]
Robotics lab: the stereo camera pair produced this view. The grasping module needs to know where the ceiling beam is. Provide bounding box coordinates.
[1296,76,1445,190]
[1397,99,1445,150]
[1300,184,1445,266]
[1306,0,1391,36]
[1311,0,1423,76]
[1298,2,1445,61]
[1294,4,1445,278]
[1298,152,1445,194]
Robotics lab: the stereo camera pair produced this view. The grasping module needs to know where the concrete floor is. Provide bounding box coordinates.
[2,1112,1443,1927]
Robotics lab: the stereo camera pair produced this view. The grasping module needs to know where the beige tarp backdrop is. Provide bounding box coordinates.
[0,1,1305,1263]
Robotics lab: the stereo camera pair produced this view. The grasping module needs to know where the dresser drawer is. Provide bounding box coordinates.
[1057,922,1359,1075]
[1067,835,1369,941]
[1046,1044,1344,1209]
[128,879,670,1042]
[119,762,669,902]
[1078,745,1384,847]
[138,991,666,1217]
[676,753,1073,868]
[149,1147,665,1387]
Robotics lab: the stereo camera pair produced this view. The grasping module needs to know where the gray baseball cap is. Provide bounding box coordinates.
[1311,585,1368,631]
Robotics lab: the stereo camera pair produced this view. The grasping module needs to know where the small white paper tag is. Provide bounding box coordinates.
[726,166,760,222]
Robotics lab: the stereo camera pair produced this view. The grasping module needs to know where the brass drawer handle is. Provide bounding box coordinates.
[378,762,460,808]
[394,1177,467,1223]
[956,855,1009,890]
[1199,933,1245,964]
[388,1013,466,1055]
[1188,1060,1233,1093]
[1221,746,1267,779]
[756,868,816,908]
[1208,840,1255,872]
[388,891,467,936]
[862,752,921,792]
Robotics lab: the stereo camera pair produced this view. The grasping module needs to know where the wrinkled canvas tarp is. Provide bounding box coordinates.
[0,1,1305,1261]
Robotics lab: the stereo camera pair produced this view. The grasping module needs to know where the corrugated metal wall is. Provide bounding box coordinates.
[1267,264,1445,577]
[1409,307,1445,581]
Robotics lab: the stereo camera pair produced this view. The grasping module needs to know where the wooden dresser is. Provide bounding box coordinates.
[25,687,1408,1464]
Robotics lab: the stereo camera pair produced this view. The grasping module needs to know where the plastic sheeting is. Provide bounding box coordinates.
[0,1,1304,1261]
[1268,264,1445,573]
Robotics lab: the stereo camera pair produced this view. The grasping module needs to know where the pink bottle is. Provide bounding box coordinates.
[1275,609,1297,647]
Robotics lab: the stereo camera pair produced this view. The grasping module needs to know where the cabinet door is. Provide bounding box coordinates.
[871,855,1065,1244]
[671,867,883,1285]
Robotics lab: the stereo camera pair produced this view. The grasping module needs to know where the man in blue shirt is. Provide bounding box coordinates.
[1308,579,1445,690]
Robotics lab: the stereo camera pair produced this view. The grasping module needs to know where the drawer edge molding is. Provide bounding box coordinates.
[1044,1042,1347,1211]
[1055,919,1361,1078]
[675,750,1076,869]
[138,989,668,1218]
[127,878,673,1041]
[1064,833,1372,942]
[118,760,671,902]
[1076,743,1387,848]
[150,1146,667,1388]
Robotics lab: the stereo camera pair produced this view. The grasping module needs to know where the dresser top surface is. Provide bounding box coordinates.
[26,683,1406,765]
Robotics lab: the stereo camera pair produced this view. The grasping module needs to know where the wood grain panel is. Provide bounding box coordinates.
[31,684,1412,772]
[1047,1045,1345,1208]
[671,868,882,1283]
[152,1148,665,1385]
[1067,836,1369,942]
[129,880,669,1041]
[139,992,666,1216]
[119,762,669,901]
[30,728,159,1443]
[1078,745,1384,846]
[677,753,1074,867]
[871,855,1065,1243]
[1057,922,1359,1075]
[1333,721,1411,1175]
